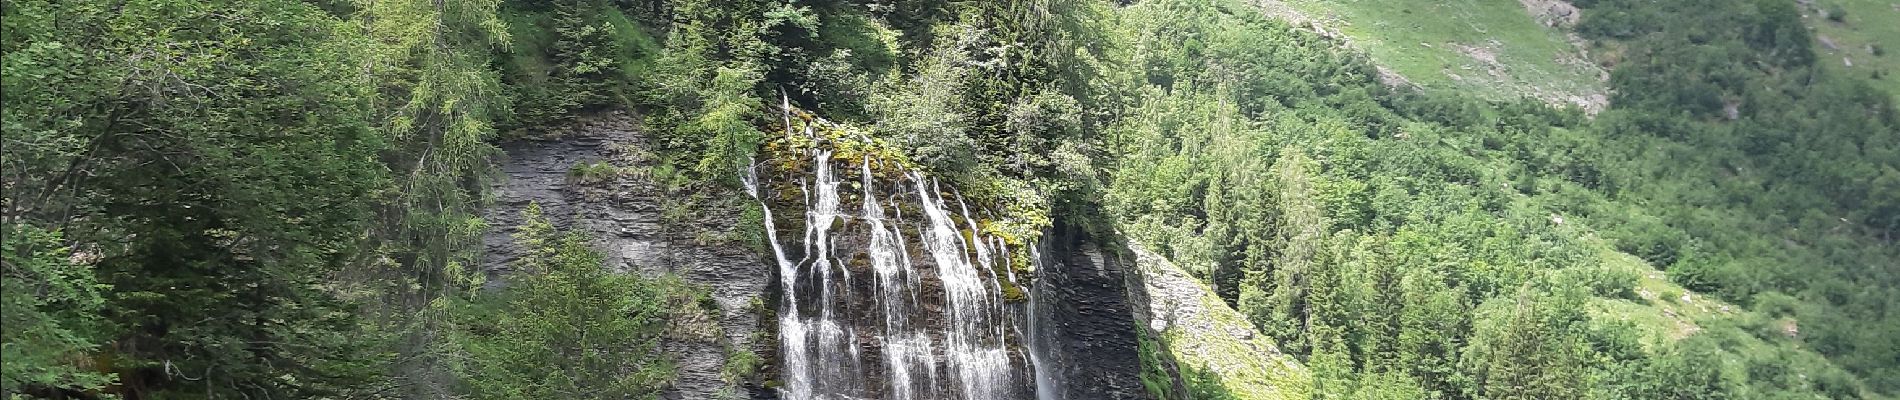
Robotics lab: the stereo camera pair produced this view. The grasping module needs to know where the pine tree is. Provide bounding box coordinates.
[550,0,623,106]
[443,203,683,399]
[1397,263,1466,397]
[358,0,509,307]
[1468,287,1589,400]
[1241,148,1328,354]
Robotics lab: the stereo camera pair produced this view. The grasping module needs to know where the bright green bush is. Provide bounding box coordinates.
[443,203,690,399]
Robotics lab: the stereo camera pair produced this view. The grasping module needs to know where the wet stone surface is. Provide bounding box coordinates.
[481,113,772,400]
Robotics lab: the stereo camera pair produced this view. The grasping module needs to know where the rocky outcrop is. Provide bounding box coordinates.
[478,111,1188,400]
[1125,243,1311,400]
[748,132,1039,400]
[482,113,772,400]
[1518,0,1581,27]
[1029,228,1149,400]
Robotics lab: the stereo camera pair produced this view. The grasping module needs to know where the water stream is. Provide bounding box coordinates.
[743,105,1045,399]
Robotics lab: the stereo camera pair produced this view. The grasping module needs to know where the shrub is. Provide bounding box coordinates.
[1558,266,1642,300]
[1,225,112,394]
[444,203,685,398]
[721,348,763,384]
[568,161,622,184]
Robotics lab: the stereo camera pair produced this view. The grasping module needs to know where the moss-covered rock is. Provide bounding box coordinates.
[1129,243,1312,399]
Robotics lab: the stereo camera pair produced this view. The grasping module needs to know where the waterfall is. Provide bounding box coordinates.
[744,157,815,399]
[804,148,865,391]
[864,161,937,400]
[914,173,1014,399]
[747,106,1048,399]
[1026,246,1062,400]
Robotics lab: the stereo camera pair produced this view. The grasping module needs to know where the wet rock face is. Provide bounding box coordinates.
[481,113,772,400]
[481,112,1155,400]
[1031,228,1149,400]
[752,153,1036,400]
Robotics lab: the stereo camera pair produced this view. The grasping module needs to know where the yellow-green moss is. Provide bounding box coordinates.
[759,107,1056,283]
[1135,246,1313,400]
[999,280,1027,302]
[765,109,919,177]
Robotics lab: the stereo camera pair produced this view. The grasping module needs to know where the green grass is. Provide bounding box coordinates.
[1132,248,1312,400]
[568,161,624,185]
[500,7,556,85]
[1272,0,1607,108]
[1585,246,1887,398]
[1803,0,1900,99]
[1588,249,1717,349]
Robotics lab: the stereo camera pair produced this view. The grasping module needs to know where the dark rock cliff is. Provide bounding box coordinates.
[1031,227,1150,400]
[479,112,1157,400]
[482,113,772,399]
[748,148,1037,400]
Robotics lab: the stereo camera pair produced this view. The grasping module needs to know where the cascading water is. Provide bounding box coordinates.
[743,155,814,398]
[1026,247,1062,400]
[915,175,1014,399]
[743,103,1049,399]
[863,161,938,400]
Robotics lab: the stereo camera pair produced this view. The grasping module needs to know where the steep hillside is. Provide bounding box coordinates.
[1111,0,1896,397]
[1586,247,1868,398]
[1264,0,1608,109]
[1801,0,1900,98]
[1126,244,1310,400]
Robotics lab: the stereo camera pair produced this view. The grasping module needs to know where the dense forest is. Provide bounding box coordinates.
[2,0,1895,399]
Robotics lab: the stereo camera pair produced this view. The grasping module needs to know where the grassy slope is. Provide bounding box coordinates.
[1124,0,1883,396]
[1592,248,1778,350]
[1588,244,1880,398]
[1803,0,1900,99]
[1131,245,1313,400]
[1267,0,1607,109]
[1247,1,1877,385]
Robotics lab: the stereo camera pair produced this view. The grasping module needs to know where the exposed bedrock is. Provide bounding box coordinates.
[1030,226,1150,400]
[482,113,772,400]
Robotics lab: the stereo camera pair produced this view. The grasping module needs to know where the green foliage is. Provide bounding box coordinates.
[639,0,788,186]
[1462,287,1593,399]
[1136,329,1180,400]
[721,347,764,385]
[498,0,659,132]
[5,0,1898,398]
[865,26,981,174]
[442,203,681,399]
[1103,0,1897,397]
[360,0,508,307]
[569,161,624,185]
[684,66,768,181]
[350,0,515,395]
[1,225,112,395]
[2,0,394,396]
[1572,0,1900,392]
[1240,149,1329,354]
[795,9,900,119]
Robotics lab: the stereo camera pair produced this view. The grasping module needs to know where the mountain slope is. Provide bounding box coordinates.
[1802,0,1900,98]
[1127,244,1311,400]
[1263,0,1608,109]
